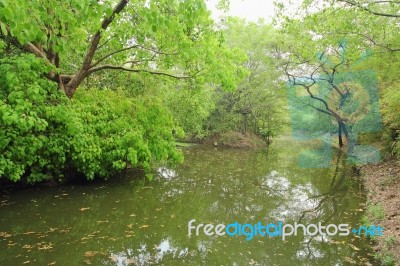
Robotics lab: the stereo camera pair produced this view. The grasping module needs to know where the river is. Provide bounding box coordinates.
[0,138,376,265]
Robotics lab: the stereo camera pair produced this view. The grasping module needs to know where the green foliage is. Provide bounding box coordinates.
[0,55,69,182]
[384,236,397,247]
[364,202,385,222]
[206,18,288,138]
[276,0,400,156]
[53,90,173,179]
[288,105,336,137]
[164,85,216,139]
[381,84,400,157]
[0,55,182,183]
[0,0,246,96]
[374,251,396,266]
[67,89,182,179]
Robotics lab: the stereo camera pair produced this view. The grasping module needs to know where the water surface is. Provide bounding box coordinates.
[0,139,375,265]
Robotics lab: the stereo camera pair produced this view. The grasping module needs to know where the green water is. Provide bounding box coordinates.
[0,139,375,265]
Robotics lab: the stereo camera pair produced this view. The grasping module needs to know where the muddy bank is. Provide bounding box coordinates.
[360,160,400,265]
[202,131,267,148]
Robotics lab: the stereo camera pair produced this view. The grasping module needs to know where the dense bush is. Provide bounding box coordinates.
[66,89,183,180]
[0,55,182,183]
[0,55,69,182]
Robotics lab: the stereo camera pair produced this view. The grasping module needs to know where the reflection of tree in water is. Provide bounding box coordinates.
[299,149,352,223]
[293,149,371,265]
[99,145,371,266]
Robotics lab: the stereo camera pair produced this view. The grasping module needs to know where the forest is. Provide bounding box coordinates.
[1,0,400,265]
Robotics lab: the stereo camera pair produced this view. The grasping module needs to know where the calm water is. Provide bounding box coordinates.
[0,139,375,265]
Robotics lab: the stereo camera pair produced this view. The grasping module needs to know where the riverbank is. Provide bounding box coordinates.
[360,160,400,266]
[201,131,267,148]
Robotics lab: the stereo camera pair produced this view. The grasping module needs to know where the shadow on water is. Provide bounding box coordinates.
[0,139,377,265]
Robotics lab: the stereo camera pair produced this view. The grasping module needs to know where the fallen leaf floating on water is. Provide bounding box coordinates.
[83,259,91,265]
[46,228,57,233]
[0,231,12,237]
[343,256,357,264]
[349,244,361,251]
[125,258,135,265]
[84,251,98,257]
[80,207,90,212]
[139,225,150,229]
[21,232,35,235]
[109,255,118,263]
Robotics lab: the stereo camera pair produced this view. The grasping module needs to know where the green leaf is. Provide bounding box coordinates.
[0,22,7,36]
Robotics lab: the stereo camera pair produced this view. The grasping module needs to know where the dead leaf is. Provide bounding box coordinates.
[349,244,361,251]
[84,251,98,257]
[83,258,91,264]
[126,258,135,265]
[109,255,118,262]
[80,207,90,212]
[22,232,35,235]
[139,225,150,229]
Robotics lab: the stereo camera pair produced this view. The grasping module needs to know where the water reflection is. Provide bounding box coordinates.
[0,140,375,265]
[157,167,178,179]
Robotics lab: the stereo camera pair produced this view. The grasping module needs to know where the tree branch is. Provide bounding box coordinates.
[338,0,400,18]
[0,20,48,60]
[87,64,192,79]
[91,45,139,67]
[336,31,400,52]
[66,0,129,96]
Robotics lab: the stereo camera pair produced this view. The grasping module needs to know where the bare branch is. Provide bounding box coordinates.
[336,31,400,52]
[97,35,115,51]
[87,64,192,79]
[91,45,139,67]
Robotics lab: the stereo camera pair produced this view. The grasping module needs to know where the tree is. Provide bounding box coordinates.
[0,0,249,182]
[0,0,243,98]
[276,0,399,157]
[206,18,288,140]
[337,0,400,18]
